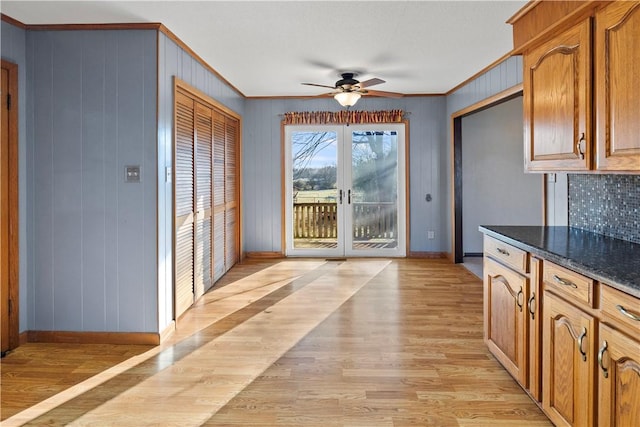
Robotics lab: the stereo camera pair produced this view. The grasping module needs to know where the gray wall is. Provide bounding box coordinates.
[1,20,28,332]
[546,173,569,226]
[157,33,245,332]
[461,96,542,253]
[242,96,446,254]
[25,29,158,332]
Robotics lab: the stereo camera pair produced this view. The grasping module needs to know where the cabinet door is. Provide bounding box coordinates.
[484,257,528,385]
[597,323,640,427]
[523,18,592,171]
[595,1,640,171]
[543,293,595,427]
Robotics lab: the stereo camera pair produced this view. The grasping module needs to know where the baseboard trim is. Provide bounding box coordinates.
[27,330,160,346]
[407,251,448,259]
[19,331,28,345]
[244,251,285,259]
[159,321,176,343]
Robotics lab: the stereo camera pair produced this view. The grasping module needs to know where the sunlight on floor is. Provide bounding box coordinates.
[2,260,390,426]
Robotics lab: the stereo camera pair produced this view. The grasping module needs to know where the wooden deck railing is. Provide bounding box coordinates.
[293,202,396,239]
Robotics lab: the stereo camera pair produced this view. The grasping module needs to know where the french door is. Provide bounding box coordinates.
[285,124,406,257]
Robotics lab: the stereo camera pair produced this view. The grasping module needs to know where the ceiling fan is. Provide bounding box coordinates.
[302,72,403,107]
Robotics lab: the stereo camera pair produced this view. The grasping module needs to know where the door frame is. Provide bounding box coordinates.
[1,59,20,352]
[283,122,408,257]
[450,84,524,263]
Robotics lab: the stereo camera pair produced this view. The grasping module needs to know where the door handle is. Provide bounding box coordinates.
[348,189,351,204]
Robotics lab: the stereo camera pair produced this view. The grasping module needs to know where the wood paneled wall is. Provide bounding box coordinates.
[0,19,27,332]
[25,30,158,333]
[242,96,446,254]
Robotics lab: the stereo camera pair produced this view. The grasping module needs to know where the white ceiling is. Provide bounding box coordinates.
[1,1,528,97]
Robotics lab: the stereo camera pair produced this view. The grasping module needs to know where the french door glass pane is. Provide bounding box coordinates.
[291,131,339,249]
[350,130,398,250]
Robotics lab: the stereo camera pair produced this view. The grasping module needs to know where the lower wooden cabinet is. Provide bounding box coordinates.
[483,235,640,426]
[483,257,529,385]
[597,323,640,426]
[542,292,596,427]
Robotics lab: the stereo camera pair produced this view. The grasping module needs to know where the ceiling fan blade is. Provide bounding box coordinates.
[358,78,385,88]
[364,89,404,98]
[302,83,336,89]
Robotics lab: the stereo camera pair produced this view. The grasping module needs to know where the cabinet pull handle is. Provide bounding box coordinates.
[496,247,510,256]
[339,189,343,204]
[347,189,351,204]
[578,327,588,362]
[616,304,640,322]
[553,275,578,289]
[577,132,585,160]
[516,288,523,312]
[528,293,536,319]
[598,340,609,378]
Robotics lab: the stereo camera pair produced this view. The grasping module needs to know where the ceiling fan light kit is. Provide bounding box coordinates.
[334,91,361,107]
[302,72,403,108]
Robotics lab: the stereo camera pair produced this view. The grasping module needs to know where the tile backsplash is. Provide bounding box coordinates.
[568,174,640,244]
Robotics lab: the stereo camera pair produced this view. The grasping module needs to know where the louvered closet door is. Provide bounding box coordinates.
[174,92,195,318]
[194,103,213,298]
[212,111,227,281]
[225,117,239,271]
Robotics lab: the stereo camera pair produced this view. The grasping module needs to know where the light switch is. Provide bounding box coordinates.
[125,165,141,183]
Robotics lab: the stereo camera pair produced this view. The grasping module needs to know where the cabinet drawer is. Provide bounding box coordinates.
[600,285,640,336]
[543,261,594,308]
[484,236,528,274]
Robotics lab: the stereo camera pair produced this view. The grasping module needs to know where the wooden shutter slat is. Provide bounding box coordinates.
[175,93,194,219]
[213,112,226,208]
[213,210,225,281]
[174,92,195,318]
[225,118,238,203]
[195,217,212,297]
[225,207,237,271]
[196,104,213,212]
[175,221,194,317]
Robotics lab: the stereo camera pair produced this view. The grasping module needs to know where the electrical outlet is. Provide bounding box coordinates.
[427,230,435,239]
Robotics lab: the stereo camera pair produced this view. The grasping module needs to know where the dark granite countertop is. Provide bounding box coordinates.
[479,226,640,299]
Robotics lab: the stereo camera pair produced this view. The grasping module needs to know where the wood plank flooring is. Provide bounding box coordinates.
[0,259,552,426]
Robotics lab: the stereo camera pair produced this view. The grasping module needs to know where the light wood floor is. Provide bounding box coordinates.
[1,259,552,426]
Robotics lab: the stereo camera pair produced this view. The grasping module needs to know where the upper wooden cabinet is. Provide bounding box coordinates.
[523,18,592,171]
[595,1,640,170]
[515,0,640,172]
